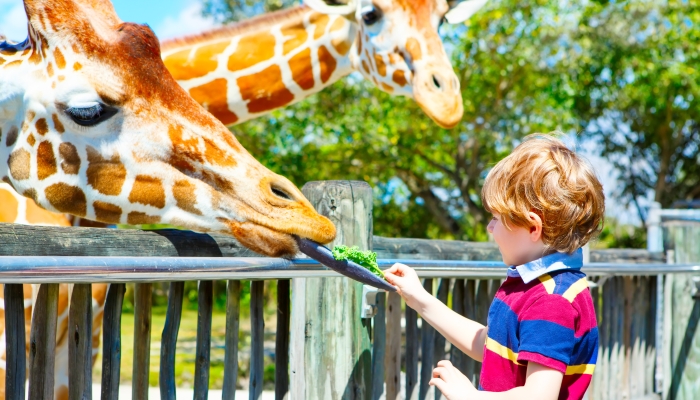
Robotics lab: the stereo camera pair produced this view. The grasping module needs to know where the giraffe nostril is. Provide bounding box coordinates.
[432,75,442,90]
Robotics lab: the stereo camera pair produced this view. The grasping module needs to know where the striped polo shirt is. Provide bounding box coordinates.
[480,249,598,400]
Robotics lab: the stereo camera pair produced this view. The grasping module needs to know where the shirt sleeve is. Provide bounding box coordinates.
[517,293,577,373]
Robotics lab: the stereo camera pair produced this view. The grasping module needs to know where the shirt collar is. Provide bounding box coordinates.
[506,248,583,284]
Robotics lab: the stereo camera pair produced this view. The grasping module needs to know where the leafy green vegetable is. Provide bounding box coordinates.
[332,245,384,279]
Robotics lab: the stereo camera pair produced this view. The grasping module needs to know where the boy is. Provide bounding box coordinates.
[385,134,605,400]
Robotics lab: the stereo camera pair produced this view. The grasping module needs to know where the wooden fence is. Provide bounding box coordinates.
[0,181,697,400]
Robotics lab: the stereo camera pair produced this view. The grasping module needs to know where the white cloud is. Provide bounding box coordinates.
[0,3,28,42]
[154,1,218,41]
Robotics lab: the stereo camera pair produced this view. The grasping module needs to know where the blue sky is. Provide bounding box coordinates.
[0,0,218,41]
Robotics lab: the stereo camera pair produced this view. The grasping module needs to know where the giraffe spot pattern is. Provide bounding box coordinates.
[173,180,203,215]
[406,37,422,61]
[227,33,276,73]
[45,183,87,217]
[189,79,239,125]
[165,40,229,80]
[23,188,37,202]
[46,61,54,77]
[361,60,370,75]
[73,62,82,71]
[281,25,308,56]
[129,175,166,209]
[313,14,330,40]
[27,133,36,147]
[86,147,126,196]
[52,114,65,133]
[317,46,337,84]
[203,136,236,167]
[289,48,315,90]
[59,142,80,174]
[237,65,295,113]
[93,201,122,223]
[332,36,352,56]
[35,118,48,135]
[53,46,66,69]
[393,69,408,86]
[8,149,30,180]
[381,83,394,93]
[37,141,57,180]
[374,53,387,77]
[127,211,159,225]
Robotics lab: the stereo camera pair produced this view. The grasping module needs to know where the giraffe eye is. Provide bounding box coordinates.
[64,103,118,127]
[361,5,382,25]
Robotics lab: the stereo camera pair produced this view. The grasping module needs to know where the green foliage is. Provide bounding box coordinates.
[592,218,648,249]
[332,245,383,278]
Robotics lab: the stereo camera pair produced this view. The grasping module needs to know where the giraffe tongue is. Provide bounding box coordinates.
[295,237,397,292]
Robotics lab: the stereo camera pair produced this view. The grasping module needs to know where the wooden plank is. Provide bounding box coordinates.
[473,280,490,382]
[371,292,386,400]
[275,279,291,400]
[159,282,184,400]
[449,279,466,374]
[194,281,213,400]
[69,283,93,400]
[433,279,450,400]
[132,283,153,400]
[463,280,476,385]
[405,306,419,400]
[384,292,402,400]
[101,283,125,400]
[419,279,435,400]
[28,283,59,400]
[249,281,265,400]
[223,280,241,400]
[289,181,373,400]
[3,284,26,400]
[0,224,261,257]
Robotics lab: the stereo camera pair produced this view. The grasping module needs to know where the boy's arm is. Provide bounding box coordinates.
[384,263,488,361]
[430,360,563,400]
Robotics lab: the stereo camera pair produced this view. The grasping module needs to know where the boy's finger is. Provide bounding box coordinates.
[436,360,454,368]
[428,377,447,393]
[432,366,449,380]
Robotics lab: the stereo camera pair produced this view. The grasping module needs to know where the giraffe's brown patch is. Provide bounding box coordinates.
[318,46,336,84]
[45,183,87,217]
[189,79,239,125]
[237,65,295,113]
[53,46,66,70]
[127,211,159,225]
[59,143,80,175]
[406,37,422,62]
[168,125,202,170]
[381,82,394,92]
[23,188,37,202]
[73,62,82,71]
[129,175,166,209]
[361,60,370,75]
[27,110,35,122]
[93,201,122,223]
[46,62,54,77]
[313,14,330,40]
[0,57,5,66]
[57,75,65,82]
[8,149,30,180]
[289,48,315,90]
[27,134,36,147]
[57,284,69,316]
[374,53,387,77]
[392,69,408,87]
[52,114,65,133]
[357,33,363,54]
[93,284,109,307]
[227,32,276,73]
[37,141,57,180]
[281,26,307,56]
[5,126,19,147]
[332,37,352,56]
[330,16,346,33]
[35,118,48,135]
[0,187,19,222]
[173,180,202,215]
[203,137,236,167]
[164,40,229,80]
[4,60,22,69]
[86,147,126,196]
[28,49,42,64]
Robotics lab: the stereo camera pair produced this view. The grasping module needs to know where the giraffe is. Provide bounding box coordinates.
[161,0,489,129]
[0,1,336,399]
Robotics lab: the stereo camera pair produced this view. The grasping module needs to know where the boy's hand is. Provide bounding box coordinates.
[384,263,430,310]
[430,360,476,400]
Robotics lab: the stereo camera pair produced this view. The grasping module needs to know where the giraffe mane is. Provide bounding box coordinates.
[160,5,311,52]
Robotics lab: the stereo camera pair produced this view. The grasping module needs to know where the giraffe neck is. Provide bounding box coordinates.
[161,5,356,126]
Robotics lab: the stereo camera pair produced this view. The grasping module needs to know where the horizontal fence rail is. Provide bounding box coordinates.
[0,257,697,282]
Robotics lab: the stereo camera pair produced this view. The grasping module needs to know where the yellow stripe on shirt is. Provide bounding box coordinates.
[538,274,555,294]
[565,364,596,375]
[485,338,523,365]
[563,277,589,303]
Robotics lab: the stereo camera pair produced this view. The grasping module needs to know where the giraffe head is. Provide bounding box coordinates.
[305,0,487,128]
[0,0,336,256]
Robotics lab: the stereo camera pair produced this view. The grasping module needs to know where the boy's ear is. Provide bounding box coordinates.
[527,212,543,242]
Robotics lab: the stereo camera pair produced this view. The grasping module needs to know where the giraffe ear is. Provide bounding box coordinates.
[444,0,489,24]
[303,0,357,16]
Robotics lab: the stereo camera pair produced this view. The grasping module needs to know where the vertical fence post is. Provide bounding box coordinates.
[249,280,265,400]
[419,279,435,400]
[290,181,373,400]
[69,283,93,400]
[133,283,153,400]
[276,279,291,400]
[194,281,213,400]
[102,283,125,400]
[4,284,26,400]
[223,280,241,400]
[405,306,419,400]
[160,282,184,400]
[28,283,59,400]
[371,292,386,400]
[384,292,402,400]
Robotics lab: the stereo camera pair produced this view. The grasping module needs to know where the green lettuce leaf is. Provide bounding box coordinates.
[331,245,384,279]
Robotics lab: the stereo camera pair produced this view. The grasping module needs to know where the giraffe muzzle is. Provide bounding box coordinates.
[413,66,464,129]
